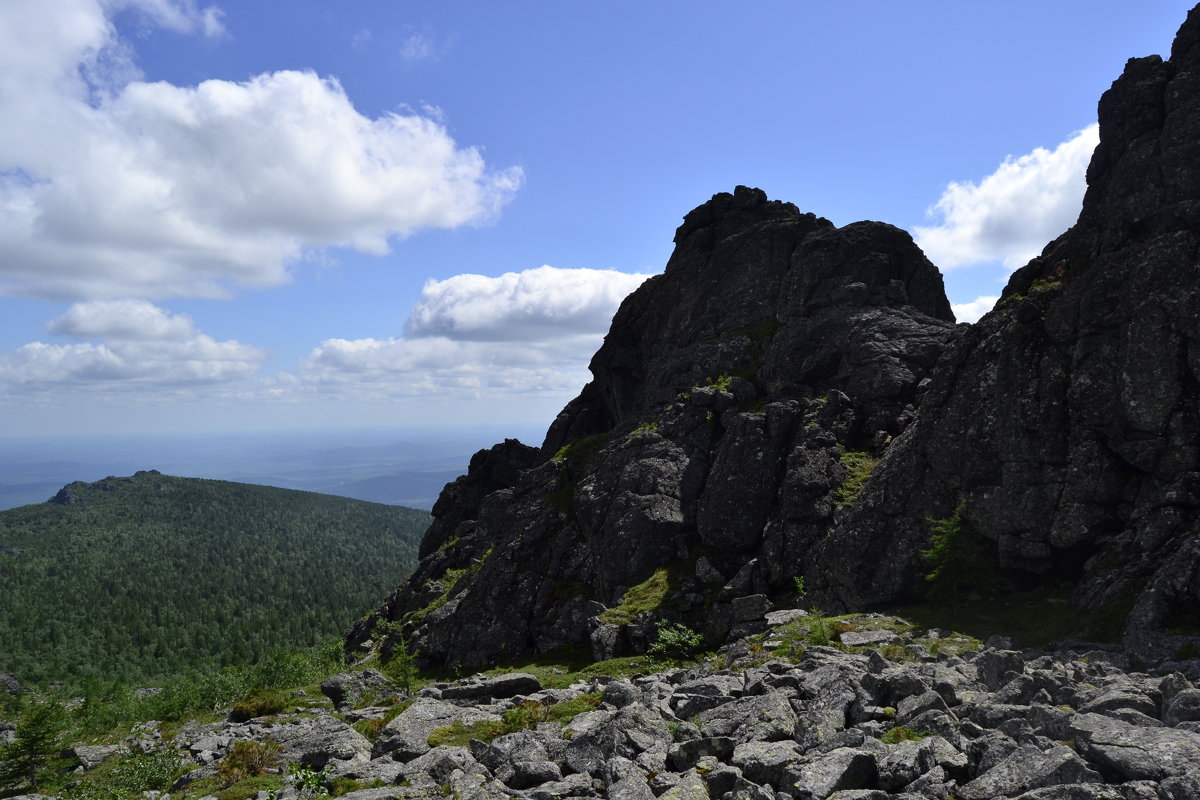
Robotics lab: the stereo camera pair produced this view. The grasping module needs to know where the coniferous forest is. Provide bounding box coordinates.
[0,471,429,688]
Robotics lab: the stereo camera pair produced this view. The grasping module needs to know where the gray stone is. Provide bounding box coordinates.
[440,672,542,700]
[321,669,396,709]
[607,775,657,800]
[1068,711,1200,780]
[695,690,798,744]
[371,698,499,761]
[733,595,773,623]
[69,744,123,769]
[732,739,804,788]
[896,690,950,724]
[957,743,1101,800]
[268,714,372,769]
[398,745,487,783]
[787,747,879,800]
[1164,687,1200,726]
[838,630,896,648]
[667,736,735,771]
[660,770,710,800]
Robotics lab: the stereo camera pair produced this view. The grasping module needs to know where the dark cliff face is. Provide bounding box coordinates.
[811,5,1200,658]
[349,186,960,667]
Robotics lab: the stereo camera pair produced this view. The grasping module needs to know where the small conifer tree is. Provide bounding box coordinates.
[0,700,67,793]
[922,501,997,613]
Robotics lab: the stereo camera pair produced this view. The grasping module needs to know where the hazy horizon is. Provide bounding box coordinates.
[0,421,550,511]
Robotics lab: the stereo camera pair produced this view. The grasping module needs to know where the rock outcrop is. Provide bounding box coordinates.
[355,3,1200,668]
[810,4,1200,659]
[350,187,959,667]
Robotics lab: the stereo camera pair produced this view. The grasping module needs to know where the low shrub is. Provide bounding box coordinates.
[218,739,282,787]
[647,621,703,661]
[230,688,288,721]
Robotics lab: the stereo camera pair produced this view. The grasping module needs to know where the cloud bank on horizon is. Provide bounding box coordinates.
[0,0,1109,418]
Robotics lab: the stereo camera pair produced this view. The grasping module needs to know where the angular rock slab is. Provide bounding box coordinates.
[1068,711,1200,781]
[372,698,499,761]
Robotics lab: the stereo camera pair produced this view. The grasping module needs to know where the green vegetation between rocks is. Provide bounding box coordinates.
[922,501,999,612]
[427,693,604,747]
[0,472,429,688]
[833,449,879,507]
[598,567,670,625]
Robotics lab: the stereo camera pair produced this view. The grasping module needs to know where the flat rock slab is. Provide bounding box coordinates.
[372,698,499,761]
[957,743,1101,800]
[1069,712,1200,781]
[766,609,808,626]
[440,672,542,700]
[839,630,898,647]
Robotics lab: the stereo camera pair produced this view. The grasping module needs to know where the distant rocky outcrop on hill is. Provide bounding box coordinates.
[353,5,1200,668]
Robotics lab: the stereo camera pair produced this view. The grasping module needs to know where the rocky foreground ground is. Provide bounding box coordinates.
[16,608,1200,800]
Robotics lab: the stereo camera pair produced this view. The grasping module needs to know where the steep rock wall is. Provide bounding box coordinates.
[812,6,1200,658]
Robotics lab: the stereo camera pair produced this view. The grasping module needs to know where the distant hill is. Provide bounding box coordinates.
[312,469,464,509]
[0,470,430,687]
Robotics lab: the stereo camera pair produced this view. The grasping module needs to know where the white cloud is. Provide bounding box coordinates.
[46,298,197,340]
[951,295,1000,324]
[915,124,1099,270]
[0,300,266,389]
[0,0,522,300]
[301,265,651,400]
[405,266,652,341]
[400,30,436,62]
[303,336,596,398]
[106,0,226,37]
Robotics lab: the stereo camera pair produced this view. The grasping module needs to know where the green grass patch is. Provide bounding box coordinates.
[351,701,411,741]
[833,449,879,507]
[547,692,602,723]
[881,726,929,744]
[184,773,285,800]
[427,692,608,748]
[598,568,670,625]
[552,433,611,467]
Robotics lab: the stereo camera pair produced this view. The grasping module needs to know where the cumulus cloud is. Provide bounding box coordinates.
[46,298,197,340]
[915,124,1099,270]
[405,266,652,341]
[0,0,522,300]
[951,295,1000,324]
[0,300,266,389]
[301,265,651,400]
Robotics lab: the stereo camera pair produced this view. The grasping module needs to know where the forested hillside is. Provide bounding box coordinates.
[0,471,429,687]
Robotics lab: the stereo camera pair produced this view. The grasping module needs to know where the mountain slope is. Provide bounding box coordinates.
[0,471,429,686]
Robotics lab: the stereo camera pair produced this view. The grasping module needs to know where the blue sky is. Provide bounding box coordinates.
[0,0,1194,437]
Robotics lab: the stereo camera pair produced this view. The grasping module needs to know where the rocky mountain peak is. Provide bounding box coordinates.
[352,185,960,668]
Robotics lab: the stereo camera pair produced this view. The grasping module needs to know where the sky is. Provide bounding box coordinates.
[0,0,1195,438]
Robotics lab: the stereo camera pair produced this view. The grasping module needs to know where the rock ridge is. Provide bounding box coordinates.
[350,186,960,667]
